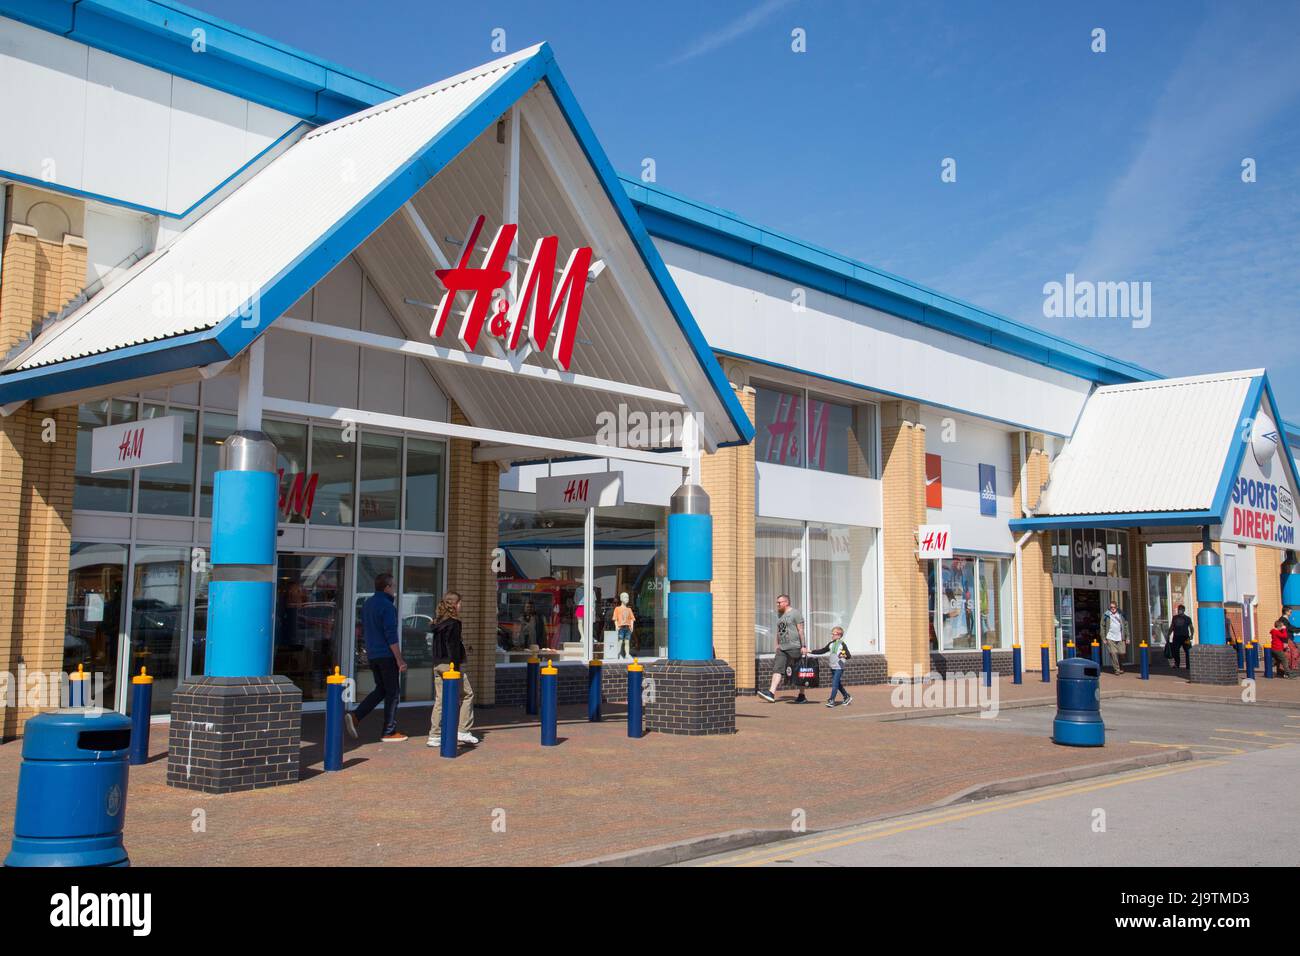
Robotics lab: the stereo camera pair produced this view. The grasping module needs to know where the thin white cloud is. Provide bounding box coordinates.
[664,0,796,67]
[1075,10,1300,281]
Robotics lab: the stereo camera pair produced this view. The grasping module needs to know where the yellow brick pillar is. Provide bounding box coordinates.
[1128,529,1150,649]
[1255,546,1283,629]
[699,379,755,688]
[443,402,500,706]
[0,219,84,737]
[1012,432,1055,670]
[880,401,929,677]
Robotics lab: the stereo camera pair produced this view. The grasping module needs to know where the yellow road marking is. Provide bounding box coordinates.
[1213,728,1300,741]
[698,761,1217,868]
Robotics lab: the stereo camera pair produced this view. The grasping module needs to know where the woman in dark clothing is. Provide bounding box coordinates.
[427,591,478,748]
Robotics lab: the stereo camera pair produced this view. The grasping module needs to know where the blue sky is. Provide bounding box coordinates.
[194,0,1300,412]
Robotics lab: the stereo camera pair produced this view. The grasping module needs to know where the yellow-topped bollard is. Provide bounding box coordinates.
[627,659,645,738]
[525,654,541,714]
[540,659,559,746]
[325,664,348,771]
[129,666,154,765]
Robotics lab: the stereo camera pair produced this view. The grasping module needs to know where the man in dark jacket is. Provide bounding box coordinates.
[1168,604,1194,669]
[346,573,408,742]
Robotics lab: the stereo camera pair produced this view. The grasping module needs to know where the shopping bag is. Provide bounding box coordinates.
[796,655,818,688]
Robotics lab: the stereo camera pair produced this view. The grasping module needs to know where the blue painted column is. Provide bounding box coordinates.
[667,484,712,660]
[206,432,278,677]
[1281,551,1300,632]
[1195,545,1226,646]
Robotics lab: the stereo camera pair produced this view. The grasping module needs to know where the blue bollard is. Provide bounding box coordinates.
[128,669,153,766]
[1040,643,1051,683]
[325,666,345,772]
[1091,640,1102,670]
[68,664,89,708]
[6,710,132,866]
[525,655,540,715]
[1250,641,1260,673]
[1052,658,1105,746]
[1012,644,1022,685]
[627,660,644,739]
[1065,640,1075,660]
[1245,642,1256,681]
[1264,641,1274,679]
[540,661,558,746]
[981,645,992,688]
[439,665,462,758]
[1235,640,1244,669]
[1139,642,1150,680]
[587,659,603,721]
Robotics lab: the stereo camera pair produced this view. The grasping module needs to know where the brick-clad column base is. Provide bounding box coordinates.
[644,660,735,735]
[1188,645,1238,686]
[166,676,302,793]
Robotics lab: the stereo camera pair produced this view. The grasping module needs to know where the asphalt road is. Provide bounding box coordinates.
[691,700,1300,867]
[915,697,1299,757]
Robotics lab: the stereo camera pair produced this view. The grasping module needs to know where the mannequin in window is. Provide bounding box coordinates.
[613,592,636,659]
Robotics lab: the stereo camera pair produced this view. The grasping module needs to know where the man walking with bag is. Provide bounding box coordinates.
[1102,600,1129,675]
[758,594,808,703]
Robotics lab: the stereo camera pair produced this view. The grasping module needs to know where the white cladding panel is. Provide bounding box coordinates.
[921,410,1015,555]
[503,460,681,508]
[0,17,298,215]
[1145,542,1194,572]
[656,238,1093,437]
[755,463,882,529]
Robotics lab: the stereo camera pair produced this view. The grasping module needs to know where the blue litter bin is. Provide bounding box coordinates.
[1052,657,1104,747]
[5,709,132,867]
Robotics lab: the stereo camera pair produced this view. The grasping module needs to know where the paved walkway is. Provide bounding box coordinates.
[0,668,1290,866]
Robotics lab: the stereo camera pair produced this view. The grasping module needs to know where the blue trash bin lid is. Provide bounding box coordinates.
[21,709,133,760]
[1058,657,1099,679]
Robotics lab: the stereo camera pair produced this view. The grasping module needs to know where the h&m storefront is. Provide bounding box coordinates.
[0,43,754,752]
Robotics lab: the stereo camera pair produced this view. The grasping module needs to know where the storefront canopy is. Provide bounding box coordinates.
[1010,370,1300,549]
[0,43,753,452]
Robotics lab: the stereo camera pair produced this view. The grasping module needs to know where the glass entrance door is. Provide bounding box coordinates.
[275,553,346,703]
[1073,589,1102,657]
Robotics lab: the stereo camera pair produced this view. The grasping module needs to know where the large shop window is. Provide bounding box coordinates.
[310,426,356,526]
[274,553,345,702]
[125,545,191,715]
[1056,529,1129,579]
[1146,570,1190,645]
[349,554,444,704]
[74,399,138,512]
[64,542,128,708]
[404,438,445,533]
[754,384,877,478]
[756,518,879,654]
[137,405,197,516]
[928,553,1013,651]
[497,499,667,661]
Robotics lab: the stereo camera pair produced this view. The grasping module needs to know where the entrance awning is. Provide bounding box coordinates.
[1010,370,1300,549]
[0,44,754,454]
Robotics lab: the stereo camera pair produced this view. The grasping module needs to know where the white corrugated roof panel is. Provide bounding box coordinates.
[7,47,543,372]
[1036,370,1261,517]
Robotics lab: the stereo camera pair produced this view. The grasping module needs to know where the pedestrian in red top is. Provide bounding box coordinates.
[1269,617,1294,678]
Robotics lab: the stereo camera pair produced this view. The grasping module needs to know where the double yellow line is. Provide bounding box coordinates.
[696,760,1218,867]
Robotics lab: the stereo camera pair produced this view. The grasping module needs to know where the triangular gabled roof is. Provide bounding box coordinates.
[1010,369,1300,547]
[0,44,754,448]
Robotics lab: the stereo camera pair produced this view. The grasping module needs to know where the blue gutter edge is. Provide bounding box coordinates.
[0,120,308,220]
[622,177,1164,390]
[0,0,399,124]
[1207,374,1268,522]
[1009,511,1223,532]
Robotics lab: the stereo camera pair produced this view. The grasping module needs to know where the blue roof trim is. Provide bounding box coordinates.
[624,178,1164,389]
[0,46,755,448]
[539,71,754,446]
[0,119,307,220]
[1,0,399,123]
[1009,510,1223,532]
[1208,373,1267,522]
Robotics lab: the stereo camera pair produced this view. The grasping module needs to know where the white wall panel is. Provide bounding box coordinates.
[263,328,310,402]
[921,409,1015,555]
[658,238,1093,436]
[756,463,882,529]
[83,205,150,286]
[0,17,298,216]
[82,48,172,210]
[361,280,405,415]
[1146,542,1193,572]
[0,20,88,190]
[405,359,448,422]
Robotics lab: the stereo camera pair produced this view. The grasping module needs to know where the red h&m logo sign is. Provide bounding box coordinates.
[117,427,145,463]
[431,215,593,371]
[278,470,318,520]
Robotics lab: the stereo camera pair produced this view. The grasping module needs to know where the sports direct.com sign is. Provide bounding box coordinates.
[1222,410,1298,548]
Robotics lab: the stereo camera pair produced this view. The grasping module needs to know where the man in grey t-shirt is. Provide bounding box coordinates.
[758,594,807,703]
